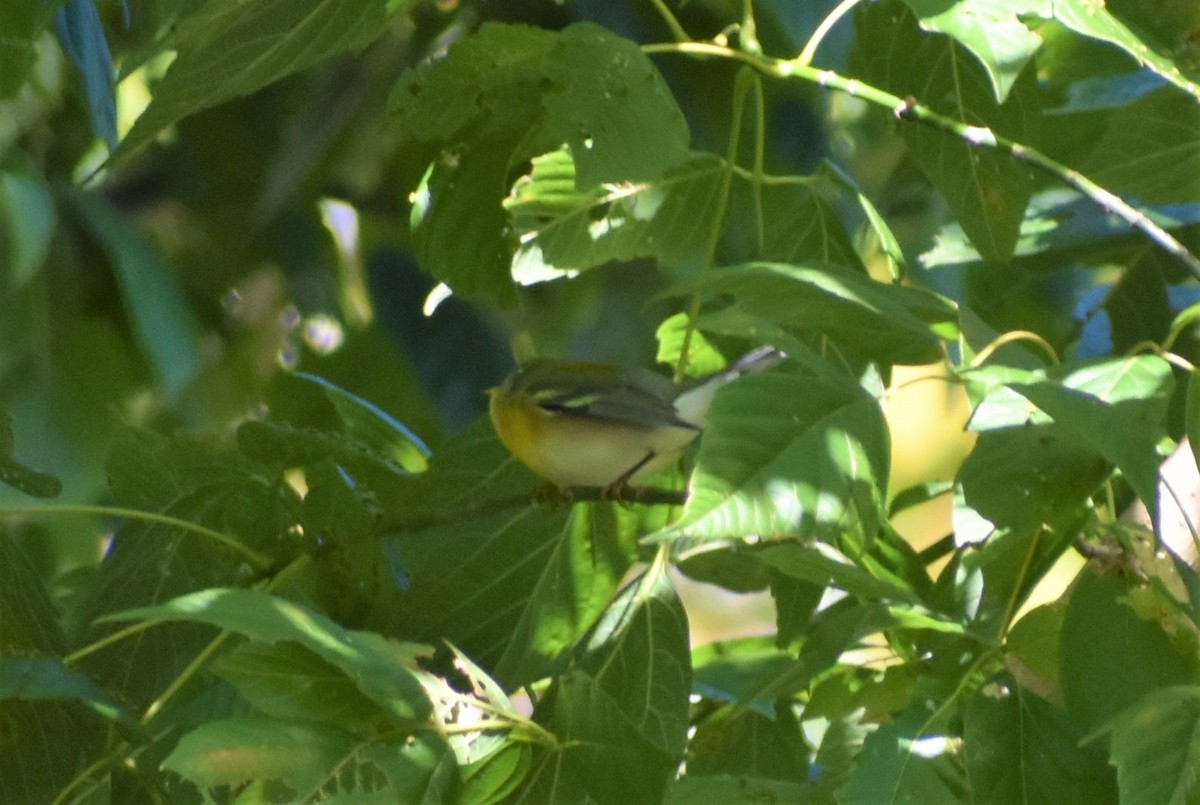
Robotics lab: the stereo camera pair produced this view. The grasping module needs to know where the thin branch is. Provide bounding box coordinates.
[642,41,1200,282]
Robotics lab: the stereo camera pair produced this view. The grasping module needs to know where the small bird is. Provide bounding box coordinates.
[487,346,786,489]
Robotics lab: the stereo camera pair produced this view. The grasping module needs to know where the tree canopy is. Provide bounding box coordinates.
[2,0,1200,802]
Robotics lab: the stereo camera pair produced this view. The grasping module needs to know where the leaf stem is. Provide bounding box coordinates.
[676,67,755,382]
[642,41,1200,281]
[796,0,866,66]
[646,0,689,43]
[0,503,274,570]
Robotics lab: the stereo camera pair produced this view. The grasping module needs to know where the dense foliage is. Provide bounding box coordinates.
[2,0,1200,802]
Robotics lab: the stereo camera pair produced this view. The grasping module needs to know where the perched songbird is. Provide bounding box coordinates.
[488,346,786,488]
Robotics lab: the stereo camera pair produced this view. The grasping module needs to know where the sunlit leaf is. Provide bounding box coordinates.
[659,372,889,544]
[393,22,689,299]
[71,194,201,396]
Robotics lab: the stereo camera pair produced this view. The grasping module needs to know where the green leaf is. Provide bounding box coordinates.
[723,171,865,270]
[393,22,689,298]
[836,710,962,804]
[687,703,809,783]
[666,775,818,804]
[162,716,357,792]
[212,642,387,730]
[921,190,1200,268]
[0,163,55,285]
[1060,570,1200,734]
[901,0,1043,103]
[101,588,432,724]
[71,193,201,396]
[116,0,399,160]
[505,151,724,282]
[963,675,1115,804]
[0,657,127,722]
[691,636,797,711]
[460,741,533,804]
[757,542,919,603]
[664,262,958,365]
[573,566,692,758]
[655,313,728,377]
[294,372,430,472]
[853,0,1038,261]
[1081,87,1200,205]
[1005,355,1173,522]
[0,535,65,654]
[659,372,889,543]
[493,502,637,688]
[0,698,106,805]
[0,3,51,98]
[1052,0,1200,103]
[1104,686,1200,805]
[511,568,690,800]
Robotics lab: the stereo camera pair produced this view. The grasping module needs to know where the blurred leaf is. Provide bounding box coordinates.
[1102,686,1200,805]
[117,0,401,160]
[0,657,134,729]
[394,22,689,299]
[963,674,1115,804]
[71,193,201,396]
[666,775,818,803]
[505,150,723,282]
[901,0,1042,103]
[1082,88,1200,205]
[659,372,889,544]
[665,262,958,365]
[691,636,796,711]
[853,0,1037,261]
[0,164,56,285]
[0,3,50,98]
[294,371,430,472]
[53,0,116,148]
[1060,570,1200,734]
[102,588,432,724]
[163,716,357,792]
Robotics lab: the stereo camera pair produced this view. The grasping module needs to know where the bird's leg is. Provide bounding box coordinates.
[603,450,657,502]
